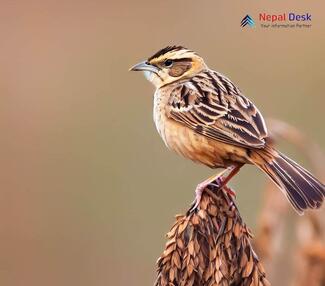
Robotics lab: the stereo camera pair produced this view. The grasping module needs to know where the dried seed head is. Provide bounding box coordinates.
[155,187,270,286]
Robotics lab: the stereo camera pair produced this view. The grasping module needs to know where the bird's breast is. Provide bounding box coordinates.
[153,89,247,168]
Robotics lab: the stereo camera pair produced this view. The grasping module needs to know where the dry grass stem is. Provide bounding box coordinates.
[255,119,325,286]
[292,213,325,286]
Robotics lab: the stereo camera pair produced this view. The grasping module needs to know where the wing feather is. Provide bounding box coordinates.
[167,71,268,148]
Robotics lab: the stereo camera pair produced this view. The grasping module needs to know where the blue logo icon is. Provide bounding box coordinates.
[241,15,255,27]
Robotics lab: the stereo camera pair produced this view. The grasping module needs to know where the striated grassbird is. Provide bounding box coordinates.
[130,46,324,214]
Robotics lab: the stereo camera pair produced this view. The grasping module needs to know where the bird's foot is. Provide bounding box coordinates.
[189,174,227,213]
[190,179,214,212]
[189,167,239,213]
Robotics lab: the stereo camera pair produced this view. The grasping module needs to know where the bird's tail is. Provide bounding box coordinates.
[252,148,325,214]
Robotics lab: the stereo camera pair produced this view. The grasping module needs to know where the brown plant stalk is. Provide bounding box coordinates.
[254,118,325,286]
[155,185,270,286]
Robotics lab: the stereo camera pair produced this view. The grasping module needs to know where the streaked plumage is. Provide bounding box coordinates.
[131,45,325,214]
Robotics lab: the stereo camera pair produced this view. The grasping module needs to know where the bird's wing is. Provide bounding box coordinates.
[166,71,268,149]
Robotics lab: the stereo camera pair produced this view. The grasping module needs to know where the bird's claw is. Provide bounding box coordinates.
[188,173,237,213]
[189,179,221,213]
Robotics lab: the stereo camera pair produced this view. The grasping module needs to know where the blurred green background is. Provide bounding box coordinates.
[0,1,324,285]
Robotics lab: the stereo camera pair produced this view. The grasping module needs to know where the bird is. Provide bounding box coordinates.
[130,45,325,214]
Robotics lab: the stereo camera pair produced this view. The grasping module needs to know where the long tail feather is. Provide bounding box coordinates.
[253,149,325,214]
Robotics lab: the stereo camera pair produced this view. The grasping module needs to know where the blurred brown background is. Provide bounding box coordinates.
[0,1,324,285]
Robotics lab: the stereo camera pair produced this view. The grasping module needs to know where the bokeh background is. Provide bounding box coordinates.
[0,1,324,285]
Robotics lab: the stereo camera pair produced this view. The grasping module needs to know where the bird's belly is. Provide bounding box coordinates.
[159,118,247,168]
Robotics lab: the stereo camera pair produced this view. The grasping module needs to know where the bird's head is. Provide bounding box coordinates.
[130,46,207,88]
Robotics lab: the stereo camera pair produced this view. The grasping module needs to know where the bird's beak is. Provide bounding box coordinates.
[129,61,159,73]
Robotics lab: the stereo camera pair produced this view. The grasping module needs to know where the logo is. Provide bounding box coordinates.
[240,13,312,29]
[259,13,311,22]
[241,15,255,27]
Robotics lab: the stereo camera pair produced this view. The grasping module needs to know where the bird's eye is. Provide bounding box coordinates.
[164,59,173,67]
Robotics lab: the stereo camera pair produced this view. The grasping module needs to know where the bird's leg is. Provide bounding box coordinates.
[192,169,229,210]
[210,179,237,197]
[190,164,242,212]
[222,185,236,197]
[211,164,243,197]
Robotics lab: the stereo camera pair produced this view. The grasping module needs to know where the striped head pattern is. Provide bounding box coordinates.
[130,46,207,88]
